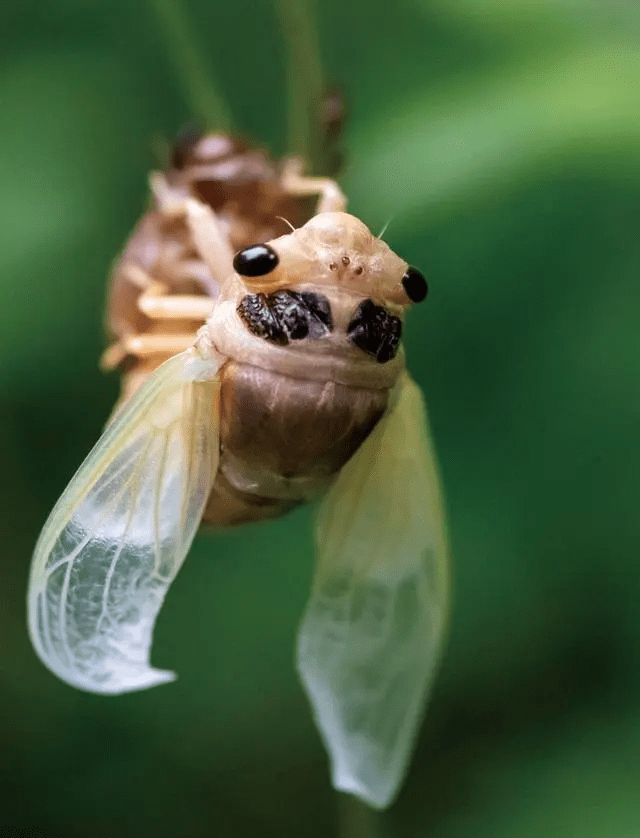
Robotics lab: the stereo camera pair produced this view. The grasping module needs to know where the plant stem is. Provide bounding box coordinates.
[275,0,325,173]
[149,0,233,131]
[337,794,386,838]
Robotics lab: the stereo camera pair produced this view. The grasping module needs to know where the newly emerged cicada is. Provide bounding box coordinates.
[27,1,449,811]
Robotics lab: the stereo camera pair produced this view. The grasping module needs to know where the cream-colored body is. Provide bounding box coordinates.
[103,158,407,528]
[28,165,449,812]
[203,210,409,525]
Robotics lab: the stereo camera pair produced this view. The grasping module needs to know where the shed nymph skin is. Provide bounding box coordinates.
[28,181,448,811]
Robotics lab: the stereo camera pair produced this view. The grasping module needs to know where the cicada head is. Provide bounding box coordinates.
[232,211,428,315]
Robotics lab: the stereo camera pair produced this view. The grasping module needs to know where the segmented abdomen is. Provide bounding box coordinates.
[201,359,389,527]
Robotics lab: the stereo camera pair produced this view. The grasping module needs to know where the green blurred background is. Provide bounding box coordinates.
[2,0,640,835]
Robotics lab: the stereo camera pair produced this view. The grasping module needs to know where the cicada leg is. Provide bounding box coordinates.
[101,328,204,408]
[148,172,191,217]
[116,332,200,358]
[280,156,347,214]
[100,264,212,371]
[117,264,214,321]
[137,288,214,321]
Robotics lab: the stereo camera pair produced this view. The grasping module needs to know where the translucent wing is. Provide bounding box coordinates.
[297,373,449,809]
[28,348,223,694]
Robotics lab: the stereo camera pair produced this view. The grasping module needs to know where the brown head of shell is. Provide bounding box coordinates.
[106,129,315,342]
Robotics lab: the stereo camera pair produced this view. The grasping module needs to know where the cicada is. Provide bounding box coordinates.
[26,3,449,811]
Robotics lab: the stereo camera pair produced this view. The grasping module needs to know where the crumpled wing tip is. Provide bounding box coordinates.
[297,373,449,811]
[332,769,397,810]
[26,348,222,697]
[35,659,177,695]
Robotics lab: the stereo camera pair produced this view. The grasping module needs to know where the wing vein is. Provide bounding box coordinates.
[57,557,75,667]
[38,592,53,658]
[152,423,174,575]
[45,529,93,578]
[40,432,152,563]
[96,435,156,633]
[181,384,198,536]
[54,432,155,667]
[28,348,224,694]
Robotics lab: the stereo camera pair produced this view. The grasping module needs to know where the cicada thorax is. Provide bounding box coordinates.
[104,130,316,402]
[200,213,415,528]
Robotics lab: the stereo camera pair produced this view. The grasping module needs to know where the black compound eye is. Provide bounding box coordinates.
[233,244,279,277]
[402,267,428,303]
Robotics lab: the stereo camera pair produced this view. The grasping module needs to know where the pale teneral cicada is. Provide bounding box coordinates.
[27,4,449,811]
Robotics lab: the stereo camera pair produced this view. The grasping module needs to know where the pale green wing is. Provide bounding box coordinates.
[297,373,449,809]
[27,348,222,694]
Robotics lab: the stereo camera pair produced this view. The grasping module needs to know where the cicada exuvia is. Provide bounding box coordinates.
[27,0,449,811]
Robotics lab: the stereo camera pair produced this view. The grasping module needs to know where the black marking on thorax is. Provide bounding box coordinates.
[347,299,402,363]
[237,290,333,346]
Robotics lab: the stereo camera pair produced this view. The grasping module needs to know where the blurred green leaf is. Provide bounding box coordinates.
[3,1,640,836]
[347,39,640,230]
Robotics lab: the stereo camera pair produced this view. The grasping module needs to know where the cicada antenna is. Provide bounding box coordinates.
[275,216,297,232]
[377,217,395,239]
[149,0,233,132]
[275,0,325,175]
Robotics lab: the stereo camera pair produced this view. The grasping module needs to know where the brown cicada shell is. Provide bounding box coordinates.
[102,91,346,401]
[103,129,319,400]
